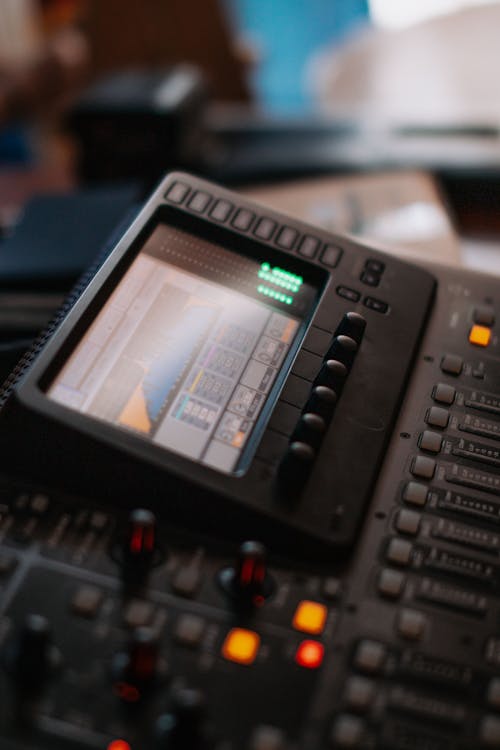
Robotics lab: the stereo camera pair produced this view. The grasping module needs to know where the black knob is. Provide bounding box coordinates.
[305,385,337,422]
[7,614,59,692]
[125,509,156,565]
[334,311,367,345]
[156,687,211,749]
[292,412,326,450]
[113,627,159,695]
[277,440,315,500]
[218,541,274,606]
[325,335,358,369]
[315,359,348,392]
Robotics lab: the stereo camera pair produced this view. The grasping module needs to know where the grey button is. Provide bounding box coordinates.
[419,430,443,454]
[387,538,413,566]
[397,609,426,640]
[321,244,343,268]
[353,640,387,674]
[71,585,103,619]
[30,493,50,515]
[232,208,255,231]
[411,455,436,480]
[165,181,189,204]
[123,599,154,628]
[403,481,428,507]
[174,614,205,648]
[378,568,405,599]
[474,305,495,327]
[254,217,277,240]
[298,235,320,259]
[395,509,421,536]
[433,383,456,405]
[441,354,463,376]
[322,577,342,601]
[426,406,449,429]
[188,190,211,213]
[344,676,376,713]
[209,199,233,222]
[487,678,500,710]
[330,715,364,747]
[171,565,202,598]
[249,725,286,750]
[480,715,500,747]
[276,226,298,249]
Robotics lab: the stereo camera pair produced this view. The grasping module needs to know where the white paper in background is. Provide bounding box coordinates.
[462,238,500,277]
[242,171,461,266]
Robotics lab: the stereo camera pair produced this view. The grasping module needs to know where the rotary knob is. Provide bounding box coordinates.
[113,627,160,698]
[277,440,315,500]
[5,614,60,693]
[218,541,274,607]
[156,687,211,749]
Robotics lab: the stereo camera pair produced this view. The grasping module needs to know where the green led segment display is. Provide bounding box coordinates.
[257,263,303,305]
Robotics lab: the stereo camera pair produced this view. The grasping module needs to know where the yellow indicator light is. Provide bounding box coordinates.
[292,600,328,635]
[469,325,491,347]
[222,628,260,665]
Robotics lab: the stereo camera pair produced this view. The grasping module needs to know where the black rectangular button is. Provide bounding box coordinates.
[276,226,299,250]
[231,208,255,231]
[365,259,385,274]
[321,244,343,268]
[256,429,289,464]
[360,271,379,287]
[254,217,277,240]
[209,199,233,222]
[188,191,211,213]
[302,326,330,356]
[280,374,311,409]
[337,286,360,303]
[268,401,301,436]
[165,181,190,204]
[298,235,320,258]
[291,350,322,381]
[364,297,388,314]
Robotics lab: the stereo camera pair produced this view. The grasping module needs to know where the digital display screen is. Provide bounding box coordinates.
[47,223,318,473]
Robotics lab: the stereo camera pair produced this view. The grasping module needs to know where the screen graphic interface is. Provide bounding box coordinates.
[48,223,317,473]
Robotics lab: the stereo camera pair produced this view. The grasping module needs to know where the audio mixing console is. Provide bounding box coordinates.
[0,173,499,749]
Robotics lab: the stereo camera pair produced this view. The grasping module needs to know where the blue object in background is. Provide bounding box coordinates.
[0,125,32,165]
[224,0,370,113]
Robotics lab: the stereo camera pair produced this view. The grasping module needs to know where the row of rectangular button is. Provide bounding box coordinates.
[165,180,343,269]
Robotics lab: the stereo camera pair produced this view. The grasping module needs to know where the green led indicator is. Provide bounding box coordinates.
[257,262,303,303]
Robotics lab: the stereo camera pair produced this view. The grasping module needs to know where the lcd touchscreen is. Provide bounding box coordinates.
[47,223,317,473]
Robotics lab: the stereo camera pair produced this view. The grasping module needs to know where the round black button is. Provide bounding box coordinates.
[277,441,315,499]
[315,359,348,392]
[334,311,367,345]
[306,385,337,421]
[325,335,358,369]
[293,412,326,450]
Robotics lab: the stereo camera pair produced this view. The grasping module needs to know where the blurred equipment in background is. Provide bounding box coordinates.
[67,66,208,183]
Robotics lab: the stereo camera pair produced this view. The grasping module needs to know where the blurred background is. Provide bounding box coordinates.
[1,0,500,368]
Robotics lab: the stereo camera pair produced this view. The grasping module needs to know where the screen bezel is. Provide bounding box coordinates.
[34,202,328,476]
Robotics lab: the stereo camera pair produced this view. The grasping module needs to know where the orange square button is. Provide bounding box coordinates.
[469,325,491,347]
[293,600,327,635]
[222,628,260,665]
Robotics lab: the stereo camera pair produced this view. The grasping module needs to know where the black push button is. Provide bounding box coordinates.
[403,482,428,507]
[268,402,301,436]
[395,509,421,536]
[474,305,495,327]
[231,208,255,232]
[411,456,436,480]
[315,359,348,392]
[337,286,360,303]
[292,350,323,381]
[298,235,320,258]
[441,354,463,376]
[426,406,449,429]
[254,217,277,241]
[276,225,299,250]
[320,244,343,268]
[188,191,211,213]
[334,312,367,346]
[325,335,358,369]
[305,385,337,422]
[433,383,456,405]
[378,568,405,599]
[364,297,388,314]
[209,199,233,222]
[280,374,311,409]
[365,259,385,274]
[165,181,190,204]
[303,326,331,356]
[360,271,379,287]
[278,441,315,498]
[292,412,326,450]
[419,430,443,454]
